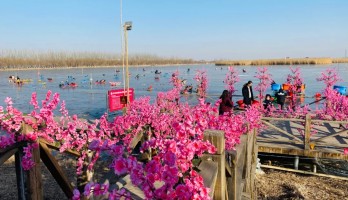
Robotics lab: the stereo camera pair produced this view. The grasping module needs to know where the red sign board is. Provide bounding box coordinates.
[107,88,134,112]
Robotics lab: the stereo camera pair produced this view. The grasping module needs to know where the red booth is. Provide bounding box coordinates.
[107,88,134,112]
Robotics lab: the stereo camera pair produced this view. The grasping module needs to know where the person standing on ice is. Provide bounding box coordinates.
[276,88,286,110]
[242,81,254,107]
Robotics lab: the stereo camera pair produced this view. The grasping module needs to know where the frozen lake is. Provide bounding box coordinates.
[1,64,347,120]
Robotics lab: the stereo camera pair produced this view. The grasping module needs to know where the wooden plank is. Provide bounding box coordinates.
[0,148,17,166]
[225,162,232,176]
[249,129,258,200]
[117,175,144,200]
[226,134,247,200]
[311,119,348,124]
[250,148,258,200]
[204,130,225,154]
[261,120,302,142]
[312,129,348,143]
[226,177,235,200]
[129,132,143,149]
[261,117,305,122]
[77,150,94,199]
[227,135,247,164]
[202,129,226,199]
[304,114,311,150]
[244,131,253,195]
[39,142,74,199]
[261,165,348,181]
[201,154,226,200]
[198,161,218,198]
[39,139,80,157]
[258,145,348,160]
[0,141,27,154]
[242,192,251,200]
[27,142,43,200]
[314,142,348,148]
[257,137,302,144]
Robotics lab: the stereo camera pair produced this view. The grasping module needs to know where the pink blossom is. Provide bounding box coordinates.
[175,184,192,199]
[4,97,13,105]
[109,144,124,156]
[0,81,265,199]
[112,157,128,175]
[225,66,240,95]
[164,151,176,166]
[83,183,93,196]
[30,92,39,109]
[72,189,80,200]
[195,70,208,98]
[88,140,100,150]
[254,67,272,107]
[161,166,178,186]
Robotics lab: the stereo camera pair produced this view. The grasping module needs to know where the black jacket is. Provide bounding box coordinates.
[242,85,254,104]
[263,99,272,109]
[276,90,286,104]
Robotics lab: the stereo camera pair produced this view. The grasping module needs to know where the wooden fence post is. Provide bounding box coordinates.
[304,114,311,150]
[203,130,226,200]
[77,150,94,199]
[226,134,247,200]
[15,147,26,200]
[20,123,42,199]
[244,128,253,196]
[249,128,258,200]
[27,142,43,200]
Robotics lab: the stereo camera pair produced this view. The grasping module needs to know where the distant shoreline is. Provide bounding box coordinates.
[0,63,203,72]
[215,57,348,66]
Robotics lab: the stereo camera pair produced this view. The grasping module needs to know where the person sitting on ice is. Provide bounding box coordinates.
[263,94,272,110]
[219,90,233,115]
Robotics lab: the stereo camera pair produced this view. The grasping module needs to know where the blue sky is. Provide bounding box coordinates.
[0,0,347,60]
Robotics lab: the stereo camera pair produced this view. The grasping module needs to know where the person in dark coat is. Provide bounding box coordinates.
[242,81,254,106]
[219,90,233,115]
[263,94,272,110]
[276,88,286,110]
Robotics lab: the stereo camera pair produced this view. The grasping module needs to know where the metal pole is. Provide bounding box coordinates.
[120,0,126,92]
[312,164,317,173]
[294,156,299,170]
[124,27,130,104]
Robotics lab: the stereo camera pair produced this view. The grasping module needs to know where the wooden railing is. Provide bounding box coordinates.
[0,140,77,200]
[226,129,258,200]
[0,128,258,200]
[114,129,258,200]
[259,115,348,159]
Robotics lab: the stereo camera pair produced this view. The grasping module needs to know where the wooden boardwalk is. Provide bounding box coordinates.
[257,115,348,160]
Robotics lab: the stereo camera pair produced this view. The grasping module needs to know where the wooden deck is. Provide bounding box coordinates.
[258,116,348,160]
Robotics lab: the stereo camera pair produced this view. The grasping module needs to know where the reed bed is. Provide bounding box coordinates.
[332,58,348,63]
[0,51,199,69]
[216,57,347,66]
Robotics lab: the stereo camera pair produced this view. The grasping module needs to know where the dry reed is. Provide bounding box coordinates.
[332,58,348,63]
[215,57,348,66]
[0,50,200,69]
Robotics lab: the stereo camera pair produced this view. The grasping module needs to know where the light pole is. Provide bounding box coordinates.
[123,21,132,104]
